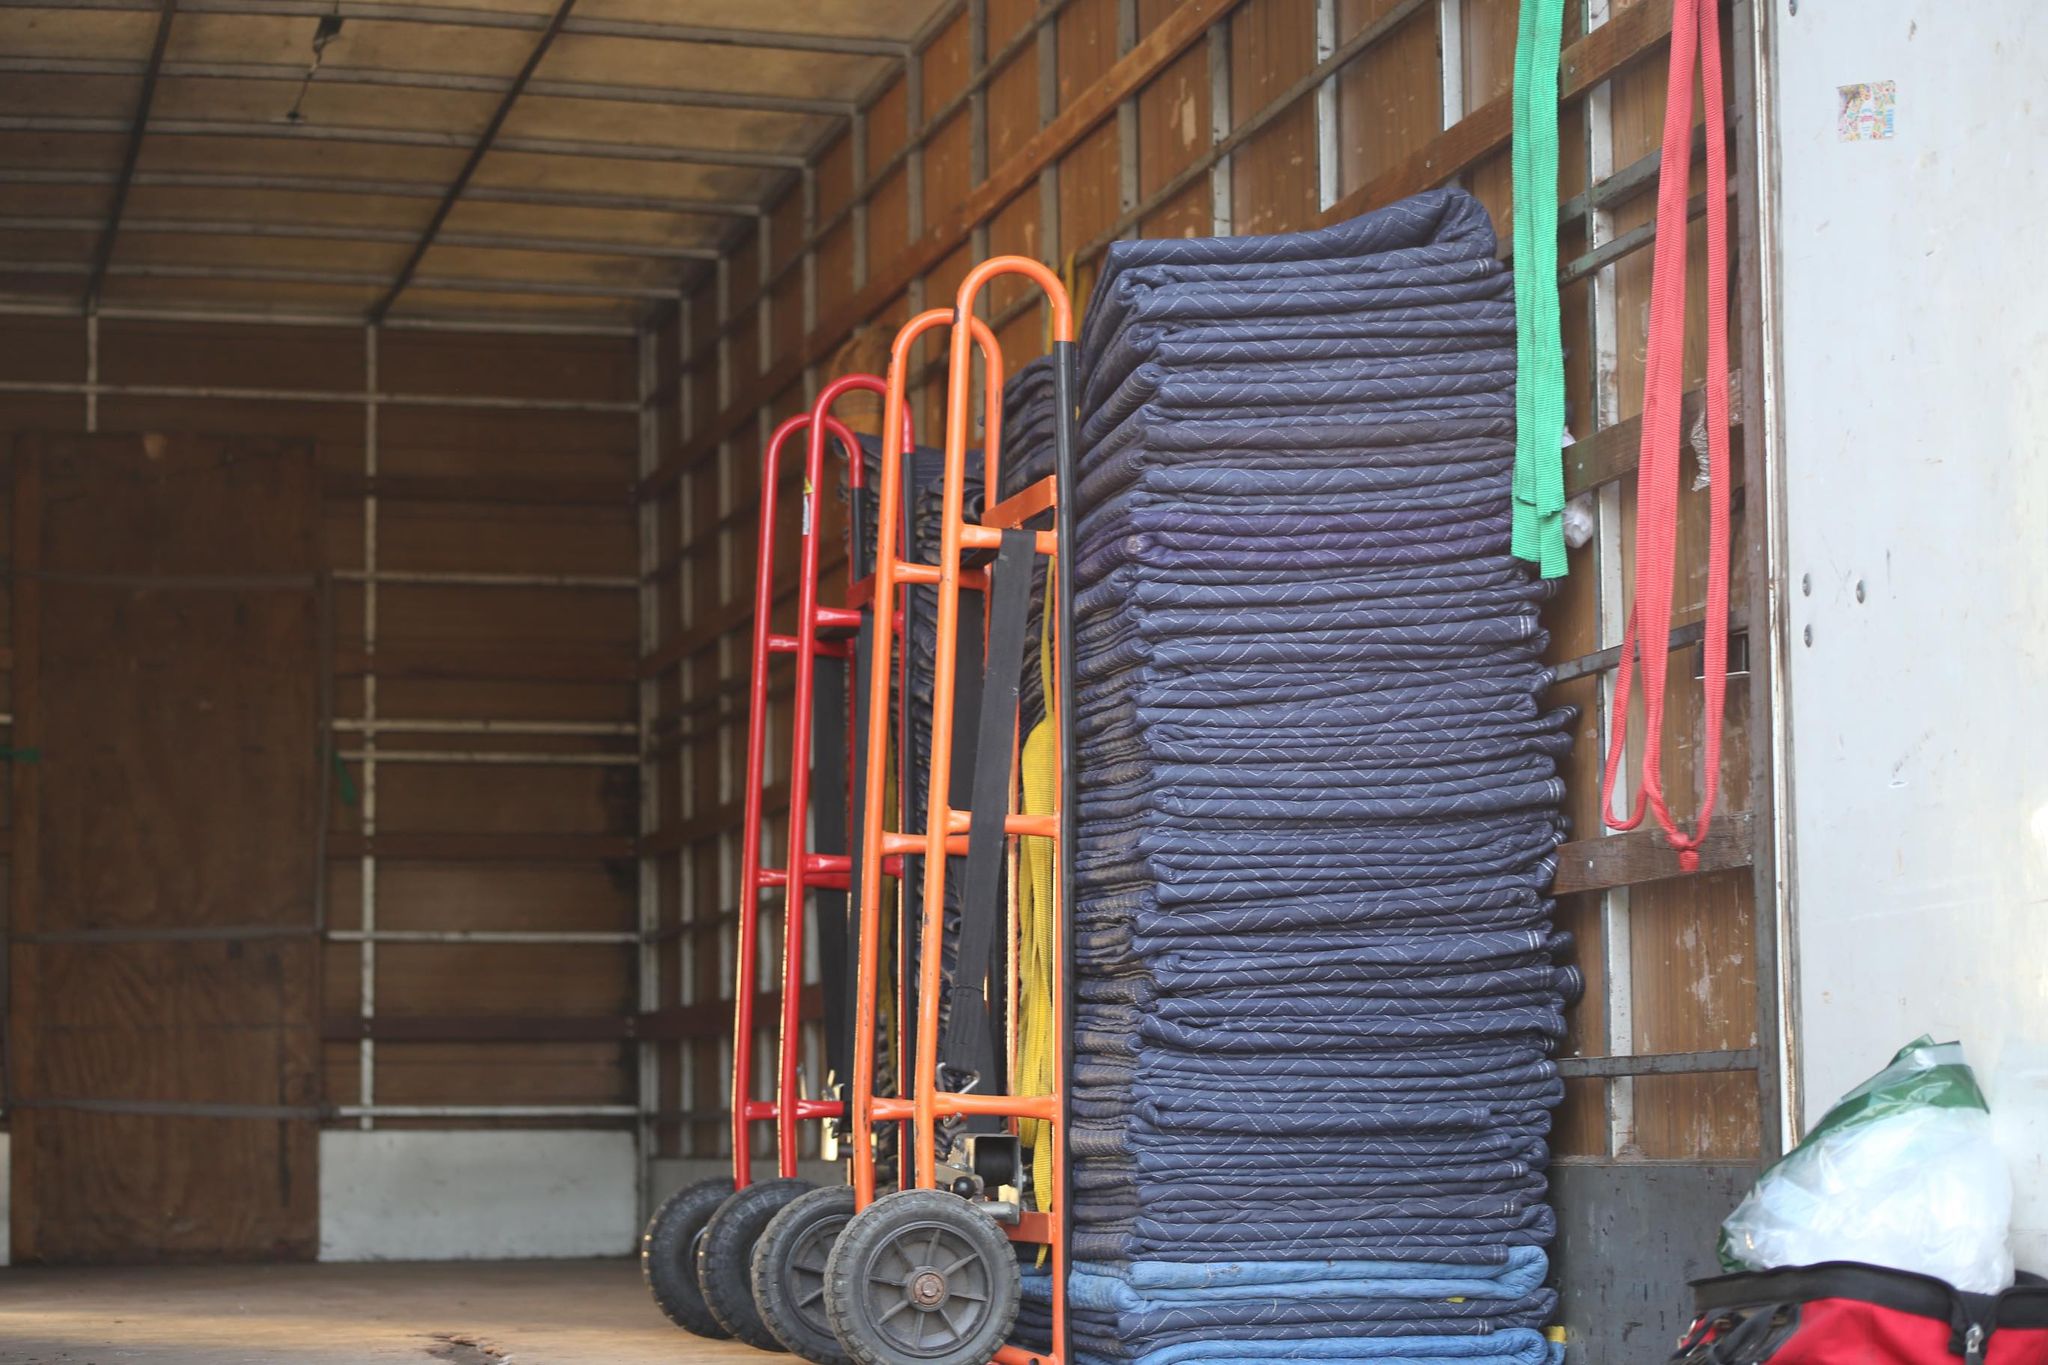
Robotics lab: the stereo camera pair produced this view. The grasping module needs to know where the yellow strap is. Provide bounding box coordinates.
[1016,585,1058,1224]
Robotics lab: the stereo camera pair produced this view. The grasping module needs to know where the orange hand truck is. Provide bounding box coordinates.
[641,375,909,1353]
[823,260,1080,1365]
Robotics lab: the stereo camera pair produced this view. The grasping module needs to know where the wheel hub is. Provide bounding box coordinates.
[909,1269,948,1308]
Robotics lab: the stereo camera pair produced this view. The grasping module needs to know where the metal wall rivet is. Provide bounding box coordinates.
[1800,573,1812,596]
[1855,580,1865,602]
[1803,625,1813,646]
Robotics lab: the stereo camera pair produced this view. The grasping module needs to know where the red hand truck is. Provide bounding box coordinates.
[641,374,909,1353]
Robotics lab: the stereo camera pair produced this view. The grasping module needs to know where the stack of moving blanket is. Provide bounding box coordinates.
[1014,188,1577,1365]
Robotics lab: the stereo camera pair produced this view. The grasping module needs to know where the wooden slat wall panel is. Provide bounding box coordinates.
[1227,0,1318,236]
[0,315,642,1136]
[644,0,1774,1185]
[1335,1,1440,197]
[8,432,321,1263]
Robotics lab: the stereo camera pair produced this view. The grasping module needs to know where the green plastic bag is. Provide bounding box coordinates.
[1719,1036,2015,1291]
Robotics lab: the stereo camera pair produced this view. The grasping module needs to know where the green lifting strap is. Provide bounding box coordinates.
[1511,0,1570,579]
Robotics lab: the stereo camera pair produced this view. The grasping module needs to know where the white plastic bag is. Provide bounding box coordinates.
[1719,1036,2016,1293]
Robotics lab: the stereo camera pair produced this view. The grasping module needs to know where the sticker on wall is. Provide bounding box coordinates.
[1838,81,1897,141]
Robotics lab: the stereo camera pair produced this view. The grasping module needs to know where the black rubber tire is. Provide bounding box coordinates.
[821,1189,1021,1365]
[640,1177,734,1338]
[751,1185,858,1364]
[698,1177,813,1352]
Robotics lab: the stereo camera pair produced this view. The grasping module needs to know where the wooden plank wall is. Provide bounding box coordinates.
[11,431,321,1263]
[643,0,1776,1192]
[0,313,645,1135]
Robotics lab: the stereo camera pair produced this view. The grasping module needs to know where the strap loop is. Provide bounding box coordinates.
[1598,0,1733,867]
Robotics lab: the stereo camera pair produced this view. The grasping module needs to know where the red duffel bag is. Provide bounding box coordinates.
[1671,1262,2048,1364]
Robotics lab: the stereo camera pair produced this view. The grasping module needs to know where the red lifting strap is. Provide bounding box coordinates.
[1597,0,1732,874]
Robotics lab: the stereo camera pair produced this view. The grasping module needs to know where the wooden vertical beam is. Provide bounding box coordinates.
[969,0,990,185]
[8,440,44,1260]
[851,109,871,289]
[357,322,379,1131]
[1581,0,1638,1154]
[801,166,820,399]
[756,214,772,379]
[1729,0,1788,1161]
[968,0,992,289]
[1038,14,1061,268]
[635,320,661,1207]
[84,0,176,314]
[906,52,926,241]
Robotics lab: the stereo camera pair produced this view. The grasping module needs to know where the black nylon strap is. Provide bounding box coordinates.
[840,607,876,1109]
[941,527,1035,1072]
[897,457,927,1095]
[938,577,989,1087]
[810,651,851,1096]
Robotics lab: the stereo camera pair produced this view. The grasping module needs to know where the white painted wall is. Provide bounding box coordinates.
[320,1130,636,1262]
[1773,1,2048,1270]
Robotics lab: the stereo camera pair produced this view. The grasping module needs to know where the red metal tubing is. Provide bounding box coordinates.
[731,411,814,1187]
[774,374,903,1177]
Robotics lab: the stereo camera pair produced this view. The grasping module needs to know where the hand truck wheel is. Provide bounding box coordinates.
[821,1188,1021,1365]
[751,1184,858,1364]
[639,1176,734,1338]
[697,1176,814,1351]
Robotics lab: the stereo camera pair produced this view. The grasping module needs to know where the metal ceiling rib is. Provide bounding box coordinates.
[370,0,573,321]
[0,167,765,219]
[82,0,175,311]
[0,0,953,327]
[0,56,858,117]
[0,117,811,171]
[0,0,914,56]
[0,216,722,262]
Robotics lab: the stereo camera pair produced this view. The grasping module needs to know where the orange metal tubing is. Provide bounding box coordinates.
[918,255,1076,1365]
[844,260,1072,1363]
[848,306,1001,1207]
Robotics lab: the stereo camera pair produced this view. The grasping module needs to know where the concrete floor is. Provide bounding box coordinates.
[0,1259,768,1365]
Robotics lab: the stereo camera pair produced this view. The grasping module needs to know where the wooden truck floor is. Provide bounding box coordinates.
[0,1258,763,1364]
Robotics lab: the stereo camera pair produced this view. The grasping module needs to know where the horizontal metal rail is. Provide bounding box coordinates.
[332,718,638,738]
[8,1098,323,1120]
[326,929,638,945]
[336,748,638,767]
[331,1104,640,1119]
[333,569,638,590]
[0,55,857,117]
[0,377,638,414]
[0,0,911,56]
[0,114,806,170]
[0,166,762,219]
[0,213,721,263]
[1555,1049,1761,1080]
[0,296,640,337]
[10,258,673,302]
[13,925,312,944]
